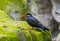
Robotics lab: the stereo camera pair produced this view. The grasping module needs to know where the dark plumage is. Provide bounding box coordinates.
[22,13,49,31]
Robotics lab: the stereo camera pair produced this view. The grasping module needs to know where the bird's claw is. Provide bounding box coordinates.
[28,27,33,30]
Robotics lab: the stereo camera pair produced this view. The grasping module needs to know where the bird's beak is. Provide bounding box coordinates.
[21,13,27,18]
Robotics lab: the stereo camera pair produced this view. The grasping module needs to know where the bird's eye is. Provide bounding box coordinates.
[27,15,30,16]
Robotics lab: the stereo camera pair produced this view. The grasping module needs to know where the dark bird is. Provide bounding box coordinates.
[21,13,49,31]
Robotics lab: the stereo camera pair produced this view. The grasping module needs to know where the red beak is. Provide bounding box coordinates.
[21,13,27,18]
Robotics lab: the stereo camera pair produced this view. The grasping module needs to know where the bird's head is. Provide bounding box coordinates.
[21,13,32,18]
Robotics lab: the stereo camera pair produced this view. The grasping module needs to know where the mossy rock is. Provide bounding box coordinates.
[0,10,13,22]
[0,10,51,41]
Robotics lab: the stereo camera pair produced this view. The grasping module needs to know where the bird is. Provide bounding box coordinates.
[21,13,49,31]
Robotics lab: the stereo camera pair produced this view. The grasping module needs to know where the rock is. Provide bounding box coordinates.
[36,0,52,14]
[52,0,60,22]
[27,0,60,41]
[51,0,60,41]
[27,0,59,31]
[59,23,60,30]
[56,33,60,41]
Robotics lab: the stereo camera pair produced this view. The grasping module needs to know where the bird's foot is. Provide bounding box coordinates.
[28,27,33,30]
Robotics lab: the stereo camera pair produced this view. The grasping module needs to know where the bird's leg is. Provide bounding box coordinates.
[33,27,37,30]
[28,27,37,30]
[28,27,33,30]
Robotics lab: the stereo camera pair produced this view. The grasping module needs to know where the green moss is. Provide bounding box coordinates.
[0,10,13,22]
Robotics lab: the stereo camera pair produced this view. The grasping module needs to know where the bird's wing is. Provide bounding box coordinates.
[32,17,40,23]
[26,16,40,27]
[26,16,49,30]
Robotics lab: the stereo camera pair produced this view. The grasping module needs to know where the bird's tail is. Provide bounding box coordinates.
[38,23,49,31]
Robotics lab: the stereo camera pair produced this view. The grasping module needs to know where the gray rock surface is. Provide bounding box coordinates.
[27,0,60,41]
[28,0,52,30]
[51,0,60,41]
[27,0,58,31]
[52,0,60,22]
[56,32,60,41]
